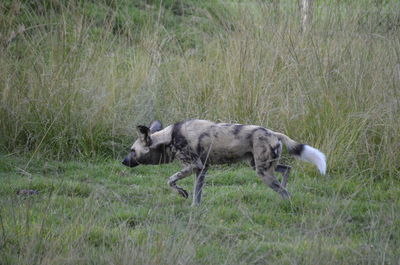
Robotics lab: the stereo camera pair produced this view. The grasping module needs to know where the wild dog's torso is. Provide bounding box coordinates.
[152,120,281,166]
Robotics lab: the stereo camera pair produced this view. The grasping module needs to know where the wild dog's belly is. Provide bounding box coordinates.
[207,151,253,164]
[200,141,253,164]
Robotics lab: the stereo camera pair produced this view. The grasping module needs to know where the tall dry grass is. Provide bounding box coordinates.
[0,0,399,178]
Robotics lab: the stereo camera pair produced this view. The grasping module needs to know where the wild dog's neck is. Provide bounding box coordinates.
[159,144,174,164]
[151,125,174,164]
[150,125,173,148]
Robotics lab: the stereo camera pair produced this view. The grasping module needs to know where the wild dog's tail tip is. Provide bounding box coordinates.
[300,145,327,175]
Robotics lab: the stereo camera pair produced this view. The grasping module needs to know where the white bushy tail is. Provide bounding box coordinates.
[298,145,327,175]
[274,132,327,175]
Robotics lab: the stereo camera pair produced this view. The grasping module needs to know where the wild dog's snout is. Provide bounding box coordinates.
[122,153,139,167]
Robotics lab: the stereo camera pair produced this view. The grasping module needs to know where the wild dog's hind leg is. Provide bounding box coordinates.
[253,150,290,198]
[168,165,197,198]
[251,159,291,188]
[256,167,291,199]
[192,166,208,206]
[252,131,290,199]
[276,164,291,188]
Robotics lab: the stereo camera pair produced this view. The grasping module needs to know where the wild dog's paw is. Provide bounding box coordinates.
[17,189,39,196]
[280,190,291,199]
[177,187,189,198]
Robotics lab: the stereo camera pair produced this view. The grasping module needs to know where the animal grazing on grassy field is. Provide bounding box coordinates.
[122,120,326,206]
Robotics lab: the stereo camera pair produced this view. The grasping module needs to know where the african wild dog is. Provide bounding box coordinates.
[122,120,326,206]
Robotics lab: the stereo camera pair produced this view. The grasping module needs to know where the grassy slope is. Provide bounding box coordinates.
[1,0,399,178]
[0,155,399,264]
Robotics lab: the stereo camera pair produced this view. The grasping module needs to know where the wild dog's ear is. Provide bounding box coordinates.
[137,125,152,146]
[149,120,163,133]
[137,125,150,135]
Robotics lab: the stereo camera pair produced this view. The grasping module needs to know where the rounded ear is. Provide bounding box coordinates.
[149,120,163,133]
[137,125,152,146]
[137,125,150,135]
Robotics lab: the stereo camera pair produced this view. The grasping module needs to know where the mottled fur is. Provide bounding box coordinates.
[123,120,326,205]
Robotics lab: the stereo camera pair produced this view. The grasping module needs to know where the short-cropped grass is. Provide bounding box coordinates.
[0,155,399,264]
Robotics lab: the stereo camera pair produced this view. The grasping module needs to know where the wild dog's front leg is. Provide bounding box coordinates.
[192,167,208,206]
[167,165,197,198]
[276,164,291,188]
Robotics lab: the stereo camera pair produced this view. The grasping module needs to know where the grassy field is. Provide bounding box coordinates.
[1,155,399,264]
[1,0,400,264]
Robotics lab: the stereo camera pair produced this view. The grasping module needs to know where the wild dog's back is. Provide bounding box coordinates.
[173,120,277,164]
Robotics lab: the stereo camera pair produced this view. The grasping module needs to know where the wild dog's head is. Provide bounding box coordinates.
[122,120,167,167]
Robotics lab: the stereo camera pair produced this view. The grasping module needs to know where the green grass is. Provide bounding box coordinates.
[0,155,399,264]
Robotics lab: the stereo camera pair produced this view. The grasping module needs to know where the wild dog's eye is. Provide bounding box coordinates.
[130,148,135,153]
